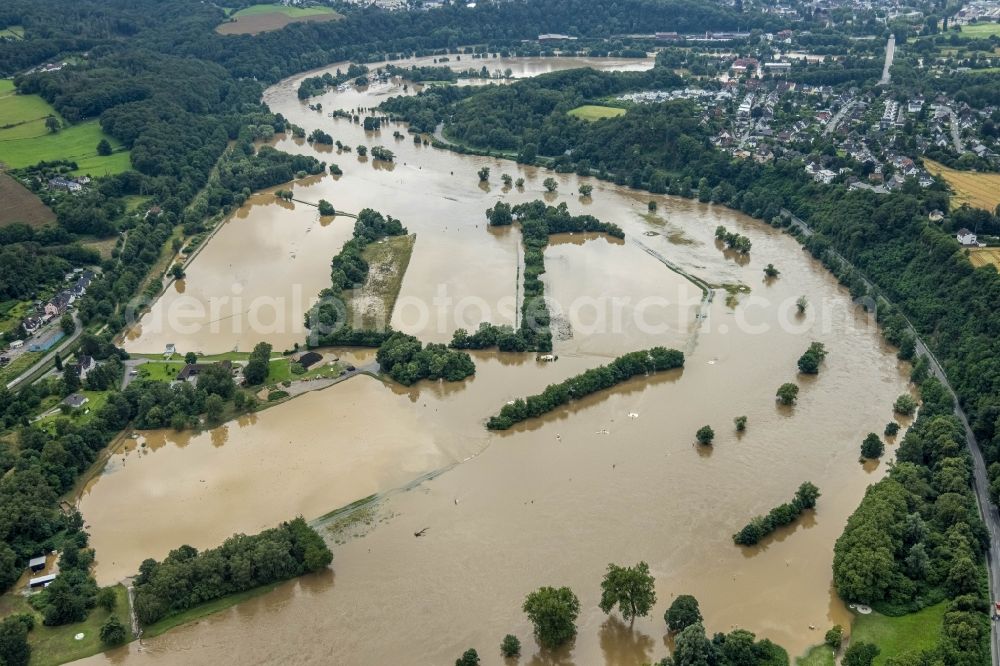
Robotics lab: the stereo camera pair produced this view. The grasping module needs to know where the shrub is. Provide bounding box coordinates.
[696,425,715,445]
[860,433,884,459]
[500,634,521,658]
[894,393,918,416]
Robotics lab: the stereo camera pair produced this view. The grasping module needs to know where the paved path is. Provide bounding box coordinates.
[879,35,895,85]
[274,361,379,398]
[824,99,856,136]
[6,312,83,391]
[782,208,1000,663]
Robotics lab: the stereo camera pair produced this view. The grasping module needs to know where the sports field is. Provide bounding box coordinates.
[568,104,628,121]
[216,4,342,35]
[0,79,130,175]
[923,158,1000,212]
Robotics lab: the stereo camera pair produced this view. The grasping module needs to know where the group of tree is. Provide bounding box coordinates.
[796,341,827,374]
[487,348,683,430]
[132,517,331,626]
[375,332,475,386]
[297,65,370,100]
[714,225,752,254]
[454,201,624,353]
[732,482,821,546]
[833,376,990,664]
[242,341,272,386]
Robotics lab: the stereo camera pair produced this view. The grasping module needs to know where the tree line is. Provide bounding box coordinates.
[487,348,683,430]
[451,200,624,353]
[133,517,331,626]
[732,482,821,546]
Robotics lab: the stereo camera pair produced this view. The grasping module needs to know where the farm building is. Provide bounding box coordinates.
[28,573,56,589]
[297,351,323,369]
[28,555,46,572]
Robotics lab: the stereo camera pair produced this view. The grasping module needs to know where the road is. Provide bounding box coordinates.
[823,100,857,136]
[879,35,895,85]
[943,105,965,153]
[5,312,83,391]
[782,208,1000,663]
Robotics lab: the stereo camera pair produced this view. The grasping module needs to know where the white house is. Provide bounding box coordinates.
[957,228,978,246]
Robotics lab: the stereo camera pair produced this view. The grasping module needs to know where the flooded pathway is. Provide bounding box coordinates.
[81,56,912,664]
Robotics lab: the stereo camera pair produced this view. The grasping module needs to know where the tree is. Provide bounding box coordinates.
[515,177,525,188]
[598,561,656,624]
[96,586,117,612]
[695,425,714,445]
[794,482,821,509]
[734,415,747,431]
[62,363,80,393]
[243,341,272,385]
[205,394,225,424]
[763,263,780,278]
[0,615,31,666]
[648,201,657,212]
[843,642,880,666]
[356,145,368,157]
[318,200,336,216]
[522,586,580,649]
[578,184,593,197]
[500,634,521,658]
[884,422,900,436]
[54,353,63,371]
[478,166,490,182]
[99,614,127,647]
[455,648,479,666]
[860,433,884,459]
[501,174,513,187]
[97,139,112,156]
[543,177,558,193]
[776,382,799,405]
[185,351,198,365]
[797,342,827,374]
[673,622,712,666]
[894,394,918,416]
[664,594,701,632]
[170,263,185,279]
[824,624,843,650]
[60,313,75,336]
[45,116,59,133]
[796,296,808,313]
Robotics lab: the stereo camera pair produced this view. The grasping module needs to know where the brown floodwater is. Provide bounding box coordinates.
[81,58,912,665]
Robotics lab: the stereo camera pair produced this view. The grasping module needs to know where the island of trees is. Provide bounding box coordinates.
[486,348,683,430]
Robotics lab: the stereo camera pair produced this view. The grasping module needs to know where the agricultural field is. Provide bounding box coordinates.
[216,4,343,35]
[924,158,1000,212]
[0,79,130,175]
[0,172,55,227]
[0,25,24,40]
[348,233,416,330]
[968,247,1000,269]
[567,104,627,121]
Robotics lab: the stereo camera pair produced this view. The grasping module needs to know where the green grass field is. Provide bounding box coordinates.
[232,3,338,17]
[0,79,130,175]
[568,104,627,121]
[796,645,835,666]
[141,582,279,639]
[0,583,132,666]
[959,22,1000,38]
[850,602,947,664]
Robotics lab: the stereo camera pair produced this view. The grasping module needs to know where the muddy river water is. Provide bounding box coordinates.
[84,56,911,664]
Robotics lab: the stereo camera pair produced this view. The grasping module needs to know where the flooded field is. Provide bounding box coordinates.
[83,57,913,664]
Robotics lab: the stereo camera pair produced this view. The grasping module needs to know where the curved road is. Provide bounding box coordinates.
[781,208,1000,662]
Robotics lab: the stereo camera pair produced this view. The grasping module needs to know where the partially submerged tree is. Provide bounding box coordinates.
[664,594,702,633]
[776,382,799,405]
[598,561,656,624]
[522,586,579,649]
[696,425,715,445]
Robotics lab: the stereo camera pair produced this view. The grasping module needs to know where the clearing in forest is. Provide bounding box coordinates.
[567,104,627,121]
[967,247,1000,270]
[216,4,343,35]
